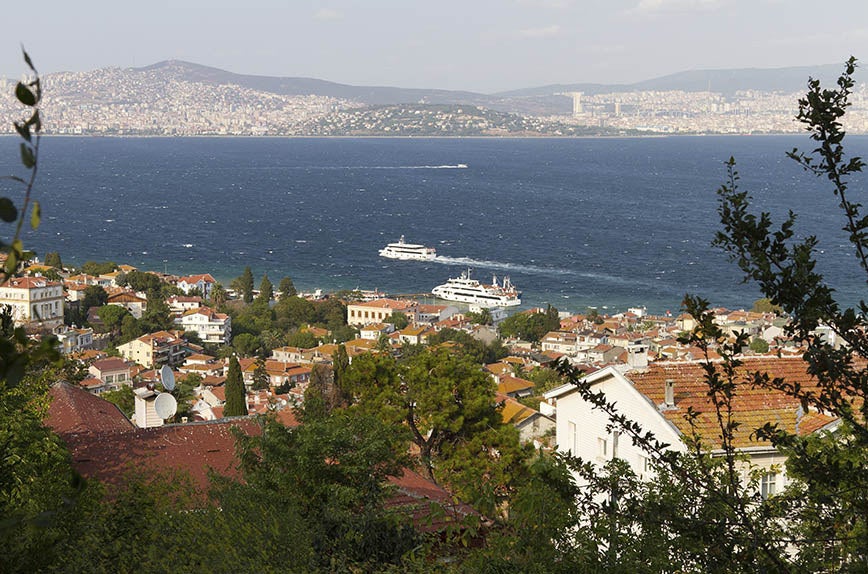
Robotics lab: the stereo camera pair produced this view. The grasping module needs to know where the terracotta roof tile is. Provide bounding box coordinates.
[628,357,839,449]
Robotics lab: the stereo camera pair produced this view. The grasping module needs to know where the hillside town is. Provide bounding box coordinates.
[2,63,867,136]
[4,251,841,518]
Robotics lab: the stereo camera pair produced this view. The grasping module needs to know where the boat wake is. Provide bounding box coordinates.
[433,256,574,277]
[284,164,468,170]
[433,256,664,289]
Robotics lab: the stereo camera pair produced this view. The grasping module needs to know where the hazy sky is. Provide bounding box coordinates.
[2,0,867,93]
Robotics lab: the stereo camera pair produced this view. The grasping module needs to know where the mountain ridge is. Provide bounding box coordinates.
[127,59,850,116]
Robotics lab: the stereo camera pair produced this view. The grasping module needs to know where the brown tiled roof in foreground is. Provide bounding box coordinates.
[627,357,839,449]
[45,383,471,531]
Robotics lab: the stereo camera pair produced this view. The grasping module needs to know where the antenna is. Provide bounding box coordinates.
[160,364,176,392]
[154,392,178,420]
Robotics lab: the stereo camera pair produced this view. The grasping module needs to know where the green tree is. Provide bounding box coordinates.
[286,329,318,349]
[344,349,527,512]
[498,306,560,343]
[748,337,769,354]
[140,291,173,333]
[465,307,493,325]
[208,282,228,309]
[223,355,248,417]
[252,357,269,391]
[274,295,316,329]
[232,332,261,357]
[81,284,108,315]
[120,269,164,293]
[426,327,507,364]
[81,260,117,276]
[278,275,297,298]
[232,266,255,304]
[41,267,61,281]
[257,273,273,304]
[43,251,62,269]
[120,313,142,343]
[751,297,782,314]
[385,311,409,330]
[101,385,134,417]
[229,412,417,568]
[96,304,131,337]
[702,57,868,570]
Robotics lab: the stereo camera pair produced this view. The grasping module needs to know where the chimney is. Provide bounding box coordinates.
[627,344,648,369]
[664,379,675,408]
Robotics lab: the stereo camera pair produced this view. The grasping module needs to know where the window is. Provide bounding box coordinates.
[760,472,778,499]
[567,421,578,455]
[598,437,608,459]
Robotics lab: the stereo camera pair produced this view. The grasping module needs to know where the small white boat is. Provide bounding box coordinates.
[379,235,437,261]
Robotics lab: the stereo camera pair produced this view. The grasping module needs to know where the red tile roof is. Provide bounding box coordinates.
[628,357,839,449]
[48,382,133,435]
[46,384,473,533]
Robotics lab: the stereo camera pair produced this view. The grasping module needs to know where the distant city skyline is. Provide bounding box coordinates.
[3,0,867,93]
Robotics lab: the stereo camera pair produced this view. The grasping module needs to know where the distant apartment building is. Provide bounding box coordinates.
[167,295,203,316]
[0,276,64,330]
[117,330,187,369]
[88,357,132,391]
[174,306,231,344]
[54,325,94,354]
[107,290,148,318]
[177,274,217,300]
[346,298,417,327]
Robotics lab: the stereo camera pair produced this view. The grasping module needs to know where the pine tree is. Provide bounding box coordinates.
[252,357,269,391]
[257,273,273,304]
[44,251,63,269]
[278,276,297,298]
[223,355,247,416]
[234,266,254,304]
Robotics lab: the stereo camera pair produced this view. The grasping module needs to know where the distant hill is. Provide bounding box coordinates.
[137,60,495,107]
[496,64,846,98]
[133,60,849,116]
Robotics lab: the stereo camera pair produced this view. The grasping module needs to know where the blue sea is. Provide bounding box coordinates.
[1,135,865,315]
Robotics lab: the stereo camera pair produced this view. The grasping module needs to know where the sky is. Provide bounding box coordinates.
[2,0,867,93]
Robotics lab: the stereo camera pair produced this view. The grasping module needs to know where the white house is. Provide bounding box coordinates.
[0,276,64,330]
[544,358,839,493]
[346,298,417,327]
[176,274,217,300]
[174,306,231,344]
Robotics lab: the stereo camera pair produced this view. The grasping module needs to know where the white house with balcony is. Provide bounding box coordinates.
[174,306,231,344]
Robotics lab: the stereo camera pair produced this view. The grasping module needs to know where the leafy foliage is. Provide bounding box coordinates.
[223,355,247,416]
[497,305,560,343]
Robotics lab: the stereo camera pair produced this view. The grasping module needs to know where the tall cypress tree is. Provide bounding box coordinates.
[278,276,297,298]
[223,355,247,417]
[238,266,254,304]
[257,273,273,304]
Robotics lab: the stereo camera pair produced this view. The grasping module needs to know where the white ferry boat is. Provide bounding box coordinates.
[379,236,437,261]
[431,269,521,307]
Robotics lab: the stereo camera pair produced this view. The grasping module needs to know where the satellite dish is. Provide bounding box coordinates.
[160,365,176,392]
[154,392,178,420]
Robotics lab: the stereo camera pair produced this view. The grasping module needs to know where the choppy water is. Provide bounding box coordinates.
[2,135,865,314]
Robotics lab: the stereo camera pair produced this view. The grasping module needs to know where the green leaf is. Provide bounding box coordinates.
[4,251,17,274]
[22,48,35,72]
[15,82,36,106]
[0,198,18,222]
[19,143,34,169]
[14,121,31,142]
[30,200,40,230]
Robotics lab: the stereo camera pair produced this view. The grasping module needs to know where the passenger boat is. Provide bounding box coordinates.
[431,269,521,307]
[379,236,437,260]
